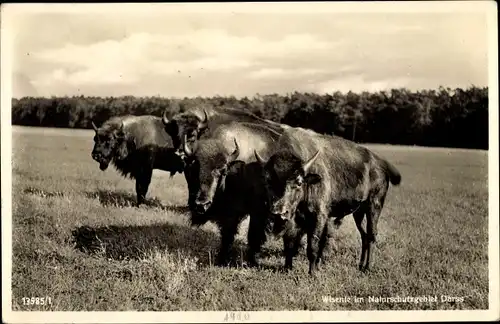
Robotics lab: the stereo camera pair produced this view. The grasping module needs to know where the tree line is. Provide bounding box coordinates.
[11,86,488,149]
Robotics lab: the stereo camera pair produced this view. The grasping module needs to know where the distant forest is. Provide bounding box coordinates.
[12,86,488,149]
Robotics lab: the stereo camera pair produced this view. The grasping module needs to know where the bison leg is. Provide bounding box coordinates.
[364,195,386,271]
[216,218,240,267]
[323,218,337,257]
[316,221,333,268]
[246,212,268,267]
[353,208,368,271]
[306,214,327,276]
[283,230,303,271]
[135,168,153,206]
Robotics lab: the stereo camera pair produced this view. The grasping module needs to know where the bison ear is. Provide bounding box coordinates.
[227,160,243,173]
[116,142,128,160]
[116,138,135,160]
[162,111,176,135]
[164,121,177,138]
[304,173,321,185]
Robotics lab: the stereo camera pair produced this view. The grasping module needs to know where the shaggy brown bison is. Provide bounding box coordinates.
[181,121,284,266]
[254,127,402,275]
[91,115,184,206]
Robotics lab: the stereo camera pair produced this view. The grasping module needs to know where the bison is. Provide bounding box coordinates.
[254,127,402,276]
[91,115,185,206]
[186,150,274,267]
[181,121,284,266]
[161,106,288,159]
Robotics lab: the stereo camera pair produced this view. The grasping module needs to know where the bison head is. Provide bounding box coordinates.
[254,149,322,230]
[183,136,240,225]
[162,109,209,159]
[91,121,132,171]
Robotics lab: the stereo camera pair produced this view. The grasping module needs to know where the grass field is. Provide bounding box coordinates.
[9,126,489,311]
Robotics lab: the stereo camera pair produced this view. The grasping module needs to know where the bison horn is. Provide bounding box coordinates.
[302,150,320,173]
[162,110,169,125]
[115,122,126,138]
[198,109,209,130]
[229,138,240,162]
[183,134,193,156]
[254,150,267,165]
[91,121,98,131]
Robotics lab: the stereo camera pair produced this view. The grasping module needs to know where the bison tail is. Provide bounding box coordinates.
[383,160,401,186]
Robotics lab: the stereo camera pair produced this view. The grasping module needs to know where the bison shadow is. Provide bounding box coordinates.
[71,221,286,269]
[84,189,190,214]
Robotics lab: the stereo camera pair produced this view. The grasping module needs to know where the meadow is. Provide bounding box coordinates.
[10,126,489,311]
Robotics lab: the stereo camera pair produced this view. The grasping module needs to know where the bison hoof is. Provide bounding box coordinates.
[136,199,147,207]
[359,264,370,273]
[308,267,321,278]
[308,263,320,277]
[315,257,326,269]
[308,270,318,278]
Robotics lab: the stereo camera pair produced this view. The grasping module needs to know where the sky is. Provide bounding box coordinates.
[5,3,493,99]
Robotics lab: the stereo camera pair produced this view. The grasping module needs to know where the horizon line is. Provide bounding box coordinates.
[10,84,488,101]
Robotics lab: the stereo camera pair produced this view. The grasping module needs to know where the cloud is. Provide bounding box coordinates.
[247,67,325,79]
[149,57,253,75]
[29,29,336,89]
[11,11,489,98]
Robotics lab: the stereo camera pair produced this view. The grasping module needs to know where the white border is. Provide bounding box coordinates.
[487,0,500,319]
[0,1,496,14]
[1,3,15,323]
[1,2,499,323]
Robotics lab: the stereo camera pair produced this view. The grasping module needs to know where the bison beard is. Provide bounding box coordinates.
[99,161,109,171]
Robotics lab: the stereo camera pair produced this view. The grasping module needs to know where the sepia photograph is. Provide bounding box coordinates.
[1,1,498,323]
